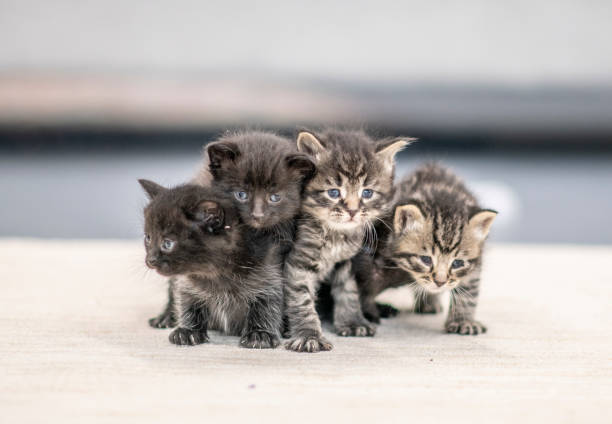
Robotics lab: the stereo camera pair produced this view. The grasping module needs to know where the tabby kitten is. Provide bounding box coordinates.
[284,129,412,352]
[355,163,496,335]
[140,180,283,348]
[149,131,315,329]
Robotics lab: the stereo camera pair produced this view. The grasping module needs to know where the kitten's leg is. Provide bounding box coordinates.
[284,266,332,353]
[149,278,177,328]
[414,292,442,314]
[446,271,486,335]
[240,285,282,349]
[361,296,381,324]
[331,261,376,337]
[168,287,209,346]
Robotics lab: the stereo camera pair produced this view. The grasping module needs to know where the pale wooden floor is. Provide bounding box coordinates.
[0,240,610,423]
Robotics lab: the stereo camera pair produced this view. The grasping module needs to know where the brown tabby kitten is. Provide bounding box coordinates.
[140,180,283,348]
[355,163,496,335]
[149,131,315,330]
[284,129,412,352]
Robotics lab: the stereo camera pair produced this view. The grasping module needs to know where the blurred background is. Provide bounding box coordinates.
[1,0,611,243]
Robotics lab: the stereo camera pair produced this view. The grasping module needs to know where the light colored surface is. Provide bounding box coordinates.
[0,239,611,423]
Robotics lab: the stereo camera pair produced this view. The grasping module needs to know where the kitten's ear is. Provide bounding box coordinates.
[466,209,497,242]
[207,141,240,170]
[376,138,416,171]
[394,203,425,234]
[285,153,316,181]
[296,132,326,160]
[186,200,225,232]
[138,179,167,200]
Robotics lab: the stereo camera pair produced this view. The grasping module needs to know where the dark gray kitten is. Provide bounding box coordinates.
[140,180,283,348]
[355,163,496,335]
[283,129,412,352]
[149,131,315,330]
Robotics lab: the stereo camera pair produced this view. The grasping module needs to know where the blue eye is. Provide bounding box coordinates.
[327,189,341,199]
[451,259,464,269]
[269,194,281,203]
[234,191,248,201]
[161,239,175,252]
[362,189,373,199]
[420,255,432,266]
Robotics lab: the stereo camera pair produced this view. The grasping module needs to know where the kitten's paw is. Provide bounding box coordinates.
[148,312,175,329]
[445,320,487,335]
[285,334,333,353]
[240,331,280,349]
[414,302,443,314]
[169,328,209,345]
[335,322,376,337]
[376,303,399,318]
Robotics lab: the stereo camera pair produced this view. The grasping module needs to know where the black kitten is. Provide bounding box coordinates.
[194,131,315,232]
[140,180,283,348]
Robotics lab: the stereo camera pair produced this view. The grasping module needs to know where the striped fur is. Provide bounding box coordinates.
[284,129,411,352]
[356,163,496,335]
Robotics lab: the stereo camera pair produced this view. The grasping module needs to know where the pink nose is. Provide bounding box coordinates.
[434,278,446,287]
[347,209,358,218]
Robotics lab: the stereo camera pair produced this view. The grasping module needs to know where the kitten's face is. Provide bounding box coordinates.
[207,133,315,229]
[139,180,239,277]
[388,204,496,293]
[297,131,411,231]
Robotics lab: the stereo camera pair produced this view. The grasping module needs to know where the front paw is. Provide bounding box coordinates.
[169,328,209,345]
[149,312,175,329]
[285,333,333,353]
[335,321,376,337]
[445,320,487,335]
[240,331,280,349]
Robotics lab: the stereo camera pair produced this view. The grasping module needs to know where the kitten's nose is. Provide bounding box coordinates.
[252,197,265,220]
[433,278,447,287]
[347,209,359,218]
[146,256,159,268]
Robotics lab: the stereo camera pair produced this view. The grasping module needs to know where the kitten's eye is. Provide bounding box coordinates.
[234,191,249,201]
[161,239,176,252]
[144,234,151,245]
[327,189,341,199]
[420,255,432,266]
[361,189,373,199]
[451,259,465,269]
[269,194,281,203]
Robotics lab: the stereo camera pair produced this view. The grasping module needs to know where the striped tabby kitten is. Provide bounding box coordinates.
[355,163,496,335]
[284,129,412,352]
[140,180,283,348]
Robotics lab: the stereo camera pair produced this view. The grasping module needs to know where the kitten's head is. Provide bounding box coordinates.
[139,179,240,277]
[206,131,315,229]
[387,202,497,293]
[297,129,413,231]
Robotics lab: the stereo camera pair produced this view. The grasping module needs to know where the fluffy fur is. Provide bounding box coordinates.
[140,180,283,348]
[194,130,315,232]
[283,129,412,352]
[151,131,315,330]
[355,163,496,335]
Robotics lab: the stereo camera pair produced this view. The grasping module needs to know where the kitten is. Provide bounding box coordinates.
[194,130,315,232]
[140,180,283,348]
[149,131,315,329]
[284,129,412,352]
[355,163,496,335]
